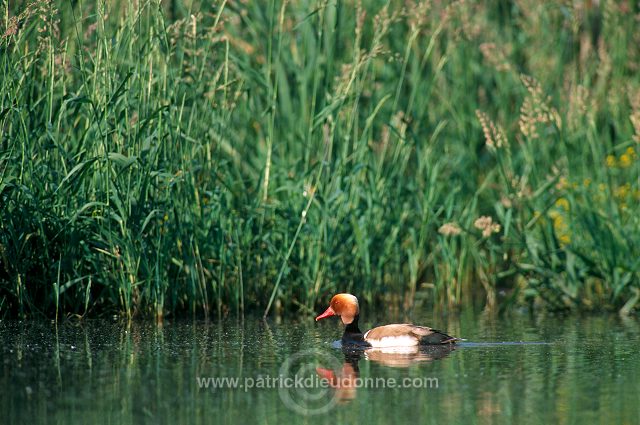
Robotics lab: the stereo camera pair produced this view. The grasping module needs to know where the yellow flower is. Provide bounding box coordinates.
[558,234,571,246]
[583,178,591,187]
[626,146,636,158]
[552,214,564,226]
[615,183,631,199]
[551,214,570,246]
[556,176,568,190]
[606,155,617,168]
[555,197,570,211]
[619,153,632,168]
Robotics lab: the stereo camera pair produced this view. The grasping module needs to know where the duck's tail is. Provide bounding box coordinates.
[421,329,463,345]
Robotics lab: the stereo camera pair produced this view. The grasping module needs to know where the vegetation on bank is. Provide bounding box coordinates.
[1,0,639,318]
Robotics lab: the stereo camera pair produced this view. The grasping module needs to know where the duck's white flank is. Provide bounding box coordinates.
[363,331,419,347]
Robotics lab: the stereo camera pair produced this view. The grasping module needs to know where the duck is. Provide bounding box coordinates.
[315,293,460,348]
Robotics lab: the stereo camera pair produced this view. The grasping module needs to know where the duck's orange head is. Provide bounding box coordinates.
[315,293,359,325]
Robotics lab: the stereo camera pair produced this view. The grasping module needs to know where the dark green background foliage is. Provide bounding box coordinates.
[1,0,639,318]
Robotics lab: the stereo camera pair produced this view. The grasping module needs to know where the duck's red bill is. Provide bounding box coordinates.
[315,306,335,321]
[315,367,336,383]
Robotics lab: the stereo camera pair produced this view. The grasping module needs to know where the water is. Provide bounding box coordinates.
[1,311,639,424]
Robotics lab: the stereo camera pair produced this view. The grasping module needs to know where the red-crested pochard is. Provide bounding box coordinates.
[315,294,460,347]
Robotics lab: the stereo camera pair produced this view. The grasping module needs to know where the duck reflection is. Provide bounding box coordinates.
[364,344,455,367]
[316,345,454,403]
[316,352,361,402]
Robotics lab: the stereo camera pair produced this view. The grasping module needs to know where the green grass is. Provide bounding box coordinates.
[1,0,639,318]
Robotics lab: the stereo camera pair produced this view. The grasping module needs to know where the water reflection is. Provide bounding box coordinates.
[1,313,639,424]
[316,352,361,403]
[316,344,455,403]
[364,344,455,367]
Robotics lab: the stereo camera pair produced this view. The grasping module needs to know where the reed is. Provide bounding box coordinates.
[1,0,639,318]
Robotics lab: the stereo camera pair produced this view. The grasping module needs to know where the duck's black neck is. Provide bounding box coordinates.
[342,314,369,347]
[344,314,363,335]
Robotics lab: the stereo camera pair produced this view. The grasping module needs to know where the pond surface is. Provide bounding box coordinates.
[1,309,639,424]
